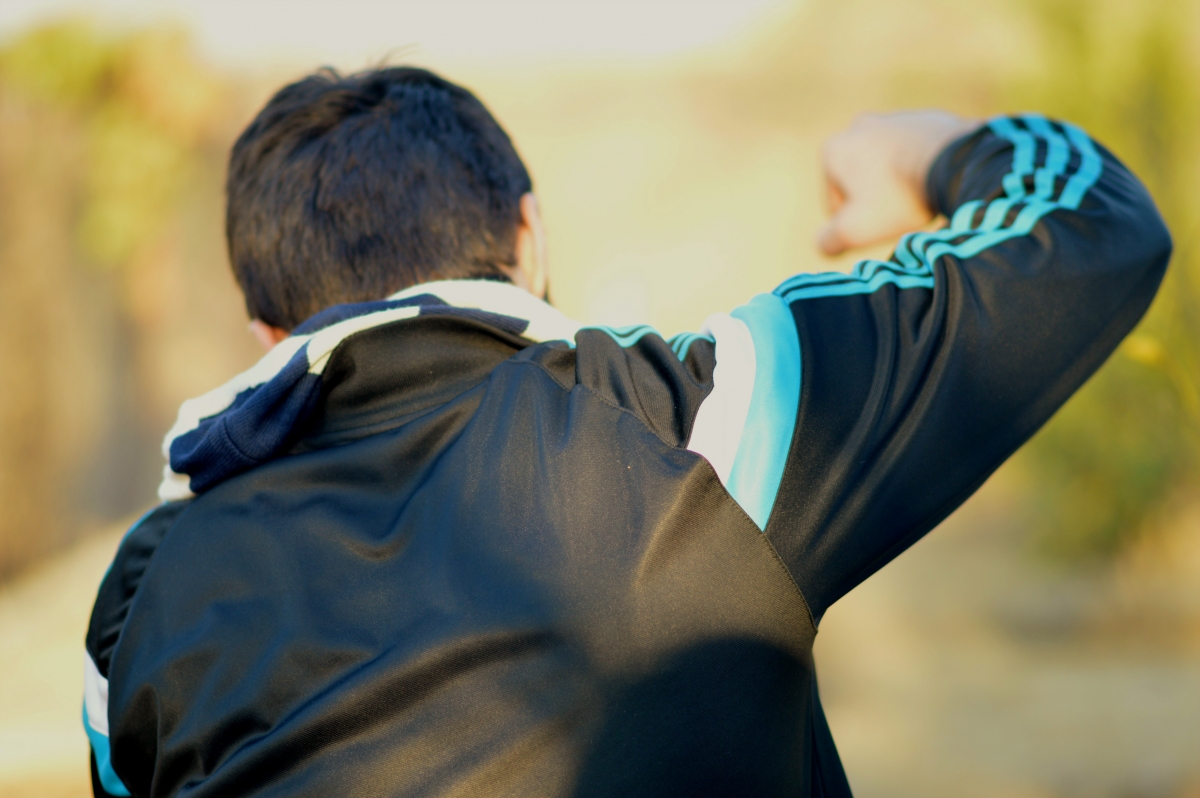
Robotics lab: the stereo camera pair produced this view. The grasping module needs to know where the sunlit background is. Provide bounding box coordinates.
[0,1,1197,796]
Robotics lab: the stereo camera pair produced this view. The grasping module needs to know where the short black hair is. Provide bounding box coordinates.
[226,66,532,330]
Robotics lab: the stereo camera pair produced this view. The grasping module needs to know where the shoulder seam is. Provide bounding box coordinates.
[504,357,813,626]
[502,358,689,453]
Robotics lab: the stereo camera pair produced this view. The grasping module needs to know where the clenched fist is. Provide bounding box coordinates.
[817,111,981,256]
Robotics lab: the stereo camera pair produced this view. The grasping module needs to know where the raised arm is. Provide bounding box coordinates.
[684,112,1171,622]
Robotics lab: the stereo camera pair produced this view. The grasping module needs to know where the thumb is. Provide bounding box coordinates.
[816,217,850,256]
[817,200,877,256]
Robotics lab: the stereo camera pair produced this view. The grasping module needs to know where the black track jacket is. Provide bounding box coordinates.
[85,117,1170,797]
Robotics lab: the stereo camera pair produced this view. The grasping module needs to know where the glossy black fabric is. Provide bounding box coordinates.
[766,128,1171,621]
[87,122,1169,797]
[93,750,119,798]
[98,319,838,797]
[87,501,189,676]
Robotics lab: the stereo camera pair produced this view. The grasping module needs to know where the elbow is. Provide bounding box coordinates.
[1150,215,1174,280]
[1113,210,1173,330]
[1139,213,1173,306]
[1118,203,1173,294]
[1089,201,1174,339]
[1103,162,1174,289]
[1140,201,1174,278]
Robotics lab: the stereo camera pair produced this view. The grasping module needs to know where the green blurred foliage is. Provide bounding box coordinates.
[1005,0,1200,558]
[0,21,222,269]
[0,21,111,106]
[0,20,233,578]
[0,5,1193,576]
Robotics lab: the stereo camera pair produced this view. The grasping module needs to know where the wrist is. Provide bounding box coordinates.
[896,114,982,211]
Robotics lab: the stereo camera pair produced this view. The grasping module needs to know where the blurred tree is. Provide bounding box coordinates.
[692,0,1199,560]
[1004,0,1200,557]
[0,21,241,579]
[0,3,1193,582]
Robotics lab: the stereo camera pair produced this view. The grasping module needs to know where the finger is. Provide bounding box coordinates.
[817,217,849,256]
[824,175,845,216]
[818,195,893,256]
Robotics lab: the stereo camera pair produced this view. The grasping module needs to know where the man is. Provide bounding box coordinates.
[83,67,1170,797]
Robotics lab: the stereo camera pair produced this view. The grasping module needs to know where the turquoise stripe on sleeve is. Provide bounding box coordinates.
[949,200,983,231]
[83,705,131,796]
[727,293,802,530]
[774,270,935,300]
[775,114,1102,304]
[1059,122,1103,208]
[667,331,709,359]
[1022,115,1069,199]
[566,324,654,349]
[990,116,1037,200]
[102,506,158,581]
[734,115,1102,529]
[571,324,709,363]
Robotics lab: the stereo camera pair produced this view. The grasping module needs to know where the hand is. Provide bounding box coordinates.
[817,110,981,256]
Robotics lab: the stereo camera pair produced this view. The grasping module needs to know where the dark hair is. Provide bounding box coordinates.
[226,66,532,330]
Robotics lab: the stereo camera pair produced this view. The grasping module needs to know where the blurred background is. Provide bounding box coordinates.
[0,0,1196,795]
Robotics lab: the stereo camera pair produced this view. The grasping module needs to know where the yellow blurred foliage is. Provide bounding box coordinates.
[1,5,1198,793]
[81,105,192,267]
[1001,0,1200,557]
[1123,335,1167,368]
[0,21,110,106]
[0,21,225,269]
[0,20,256,578]
[0,0,1196,579]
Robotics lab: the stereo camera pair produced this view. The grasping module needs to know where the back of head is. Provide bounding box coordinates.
[226,66,532,330]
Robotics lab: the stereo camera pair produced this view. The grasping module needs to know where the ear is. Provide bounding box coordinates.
[249,319,290,351]
[502,193,549,299]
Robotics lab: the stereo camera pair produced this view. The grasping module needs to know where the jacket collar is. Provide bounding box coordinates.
[158,280,582,502]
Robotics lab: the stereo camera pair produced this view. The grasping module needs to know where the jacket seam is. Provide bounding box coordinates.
[503,359,687,452]
[505,358,818,632]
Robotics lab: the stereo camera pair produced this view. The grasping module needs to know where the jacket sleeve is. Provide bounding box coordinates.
[84,501,188,797]
[682,114,1171,621]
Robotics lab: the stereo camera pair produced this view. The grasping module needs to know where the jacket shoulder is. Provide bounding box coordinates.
[86,501,190,677]
[515,330,716,448]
